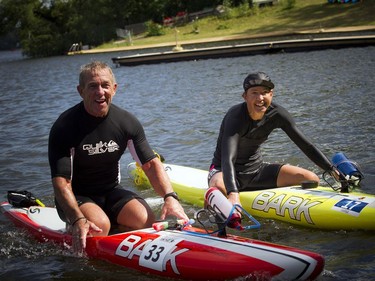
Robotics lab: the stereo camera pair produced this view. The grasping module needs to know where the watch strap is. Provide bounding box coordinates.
[164,192,179,201]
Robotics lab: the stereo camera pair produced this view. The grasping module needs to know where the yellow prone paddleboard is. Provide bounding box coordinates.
[127,162,375,231]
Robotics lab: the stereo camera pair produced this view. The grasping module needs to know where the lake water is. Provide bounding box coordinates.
[0,46,374,281]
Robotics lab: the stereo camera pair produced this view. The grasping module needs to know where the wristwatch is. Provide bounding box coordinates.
[164,192,180,201]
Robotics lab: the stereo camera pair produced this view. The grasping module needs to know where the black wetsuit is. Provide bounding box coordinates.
[210,102,332,194]
[49,102,156,222]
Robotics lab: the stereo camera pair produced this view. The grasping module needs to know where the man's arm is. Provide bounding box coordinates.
[142,157,188,220]
[52,177,101,253]
[53,177,83,223]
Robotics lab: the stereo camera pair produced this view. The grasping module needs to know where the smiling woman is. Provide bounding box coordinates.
[207,71,341,208]
[243,86,273,120]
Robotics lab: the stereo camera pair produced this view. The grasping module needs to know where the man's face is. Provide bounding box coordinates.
[77,69,117,117]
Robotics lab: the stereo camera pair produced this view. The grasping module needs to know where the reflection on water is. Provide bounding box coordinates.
[0,46,374,280]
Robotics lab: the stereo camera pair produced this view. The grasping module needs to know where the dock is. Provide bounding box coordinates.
[111,34,375,67]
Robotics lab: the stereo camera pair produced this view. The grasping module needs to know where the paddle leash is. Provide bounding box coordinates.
[7,190,45,207]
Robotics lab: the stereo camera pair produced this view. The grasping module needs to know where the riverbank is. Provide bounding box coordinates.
[77,25,375,55]
[111,33,375,66]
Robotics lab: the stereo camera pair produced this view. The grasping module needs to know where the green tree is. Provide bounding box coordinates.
[0,0,72,56]
[0,0,224,57]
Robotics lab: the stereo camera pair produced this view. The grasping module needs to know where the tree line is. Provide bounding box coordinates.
[1,0,251,57]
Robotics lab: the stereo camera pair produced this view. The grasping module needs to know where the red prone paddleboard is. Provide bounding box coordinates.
[1,202,324,280]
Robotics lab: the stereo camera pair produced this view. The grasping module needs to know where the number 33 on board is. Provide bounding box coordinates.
[139,236,188,273]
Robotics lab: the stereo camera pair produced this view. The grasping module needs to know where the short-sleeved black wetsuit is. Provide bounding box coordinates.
[49,102,156,222]
[209,102,332,194]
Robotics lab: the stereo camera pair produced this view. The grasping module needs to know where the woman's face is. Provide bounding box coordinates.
[243,86,273,120]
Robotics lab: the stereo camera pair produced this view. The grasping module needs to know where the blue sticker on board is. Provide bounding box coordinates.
[334,199,367,214]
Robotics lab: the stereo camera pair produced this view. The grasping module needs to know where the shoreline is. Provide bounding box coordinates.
[78,25,375,55]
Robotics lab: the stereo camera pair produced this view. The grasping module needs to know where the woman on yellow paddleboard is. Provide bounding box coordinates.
[208,72,341,206]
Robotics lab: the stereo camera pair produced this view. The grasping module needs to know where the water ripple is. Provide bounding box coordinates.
[0,46,374,280]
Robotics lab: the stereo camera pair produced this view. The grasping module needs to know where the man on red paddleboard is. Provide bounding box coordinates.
[208,72,341,206]
[49,61,188,253]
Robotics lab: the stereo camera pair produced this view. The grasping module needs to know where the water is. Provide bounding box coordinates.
[0,46,374,281]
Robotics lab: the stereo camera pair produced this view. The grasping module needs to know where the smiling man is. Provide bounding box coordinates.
[208,72,339,207]
[48,61,187,253]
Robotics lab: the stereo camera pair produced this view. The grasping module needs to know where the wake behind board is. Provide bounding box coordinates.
[127,162,375,231]
[1,201,324,280]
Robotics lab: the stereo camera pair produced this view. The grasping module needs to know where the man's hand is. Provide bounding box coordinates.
[142,157,189,221]
[71,218,102,254]
[160,197,189,221]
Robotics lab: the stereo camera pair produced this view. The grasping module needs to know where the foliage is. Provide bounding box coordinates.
[0,0,374,57]
[100,0,375,49]
[282,0,297,10]
[0,0,223,56]
[145,21,166,36]
[218,0,259,20]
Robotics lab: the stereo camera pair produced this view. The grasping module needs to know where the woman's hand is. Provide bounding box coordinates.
[227,192,241,207]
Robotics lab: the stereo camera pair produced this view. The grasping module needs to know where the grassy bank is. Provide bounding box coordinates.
[97,0,374,50]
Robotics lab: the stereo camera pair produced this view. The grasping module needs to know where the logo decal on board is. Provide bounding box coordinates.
[165,166,172,172]
[252,191,322,224]
[29,207,41,214]
[332,199,368,217]
[115,234,188,274]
